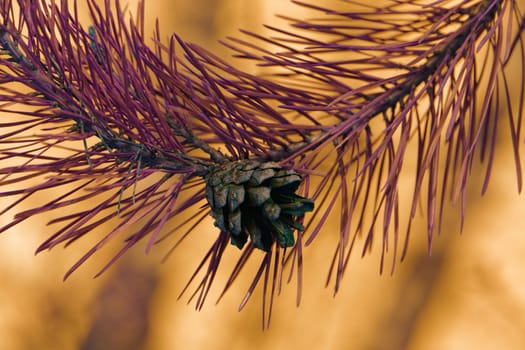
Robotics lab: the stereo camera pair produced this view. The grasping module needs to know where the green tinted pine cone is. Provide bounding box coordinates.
[204,160,314,251]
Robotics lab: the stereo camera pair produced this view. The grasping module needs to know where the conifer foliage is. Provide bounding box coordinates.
[0,0,523,323]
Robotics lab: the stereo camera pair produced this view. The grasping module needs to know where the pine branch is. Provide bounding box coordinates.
[0,0,523,325]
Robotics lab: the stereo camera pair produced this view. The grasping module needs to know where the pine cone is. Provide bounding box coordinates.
[204,160,314,251]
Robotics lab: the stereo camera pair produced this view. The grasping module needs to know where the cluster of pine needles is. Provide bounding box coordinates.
[0,0,524,324]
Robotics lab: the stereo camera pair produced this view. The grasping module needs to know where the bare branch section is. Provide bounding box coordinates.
[0,0,523,324]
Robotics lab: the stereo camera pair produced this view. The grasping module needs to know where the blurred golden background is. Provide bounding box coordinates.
[1,1,525,349]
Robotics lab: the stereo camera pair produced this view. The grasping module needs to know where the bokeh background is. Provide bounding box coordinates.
[1,1,525,349]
